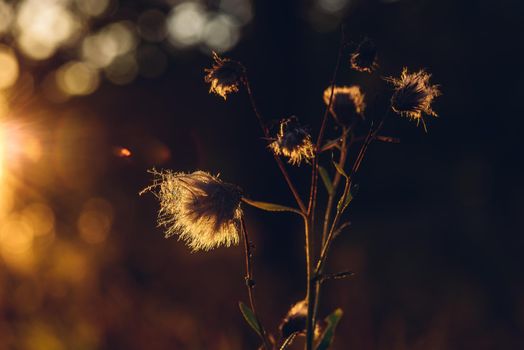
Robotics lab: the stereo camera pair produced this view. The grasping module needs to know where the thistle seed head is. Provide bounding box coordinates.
[141,170,243,251]
[279,300,321,340]
[279,300,308,339]
[323,85,366,126]
[204,52,245,100]
[269,117,315,166]
[350,38,378,73]
[386,68,441,129]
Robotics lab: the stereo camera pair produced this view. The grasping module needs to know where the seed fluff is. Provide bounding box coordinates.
[279,300,321,340]
[323,85,366,126]
[269,117,315,166]
[350,38,379,73]
[386,68,441,130]
[204,52,245,100]
[141,170,243,251]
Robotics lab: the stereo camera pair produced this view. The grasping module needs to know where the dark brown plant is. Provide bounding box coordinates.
[269,117,315,166]
[323,85,366,126]
[204,52,245,99]
[349,38,378,73]
[386,68,441,130]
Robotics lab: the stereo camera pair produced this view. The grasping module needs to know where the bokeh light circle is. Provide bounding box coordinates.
[56,61,100,96]
[0,45,19,89]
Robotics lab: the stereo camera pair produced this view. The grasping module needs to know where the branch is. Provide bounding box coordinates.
[241,218,272,350]
[244,77,307,214]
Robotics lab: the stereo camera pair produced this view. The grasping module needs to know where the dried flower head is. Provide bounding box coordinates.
[141,170,243,251]
[269,117,315,166]
[279,300,321,340]
[386,68,441,130]
[204,52,245,100]
[350,38,378,73]
[279,300,308,339]
[323,85,366,126]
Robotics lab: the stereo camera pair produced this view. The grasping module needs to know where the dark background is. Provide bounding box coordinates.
[2,0,524,349]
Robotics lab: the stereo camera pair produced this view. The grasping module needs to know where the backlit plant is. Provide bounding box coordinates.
[142,35,441,350]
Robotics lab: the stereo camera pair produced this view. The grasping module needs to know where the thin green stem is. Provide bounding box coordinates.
[317,111,390,275]
[321,127,349,245]
[308,27,345,218]
[305,27,345,350]
[311,128,350,328]
[304,216,316,350]
[241,218,272,350]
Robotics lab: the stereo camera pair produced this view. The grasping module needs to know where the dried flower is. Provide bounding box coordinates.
[204,52,245,100]
[279,300,308,339]
[141,170,243,251]
[269,117,315,166]
[350,38,378,73]
[279,300,321,340]
[323,85,366,126]
[386,68,441,129]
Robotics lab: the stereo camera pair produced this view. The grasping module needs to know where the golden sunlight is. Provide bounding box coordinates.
[0,213,35,272]
[56,61,100,96]
[77,198,113,244]
[15,0,79,60]
[0,45,19,89]
[0,116,44,222]
[0,121,5,183]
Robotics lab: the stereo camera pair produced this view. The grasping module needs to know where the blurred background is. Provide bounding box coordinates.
[0,0,523,349]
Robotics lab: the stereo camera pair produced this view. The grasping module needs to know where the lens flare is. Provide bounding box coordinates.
[0,122,5,183]
[0,45,19,89]
[0,116,44,222]
[114,146,132,158]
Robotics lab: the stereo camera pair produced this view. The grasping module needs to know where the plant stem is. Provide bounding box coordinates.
[304,216,316,350]
[308,27,345,219]
[321,127,349,245]
[305,27,345,350]
[241,218,272,350]
[317,111,390,275]
[311,126,349,339]
[244,78,307,214]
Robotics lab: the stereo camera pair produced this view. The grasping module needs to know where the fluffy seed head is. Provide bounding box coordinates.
[269,117,315,166]
[386,68,441,129]
[279,300,321,340]
[141,170,243,251]
[279,300,308,339]
[204,52,245,100]
[350,38,378,73]
[323,85,366,126]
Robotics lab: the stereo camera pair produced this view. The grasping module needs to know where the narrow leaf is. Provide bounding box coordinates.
[321,138,340,152]
[279,333,298,350]
[332,161,348,179]
[242,198,303,216]
[333,158,352,213]
[332,221,351,239]
[321,271,354,282]
[336,189,353,213]
[315,308,343,350]
[239,301,262,337]
[335,180,352,213]
[319,166,333,195]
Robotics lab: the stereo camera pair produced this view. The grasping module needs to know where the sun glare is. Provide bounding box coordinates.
[0,45,19,89]
[0,122,5,183]
[114,146,132,158]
